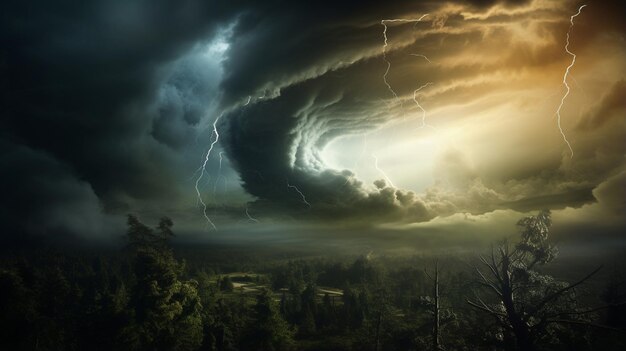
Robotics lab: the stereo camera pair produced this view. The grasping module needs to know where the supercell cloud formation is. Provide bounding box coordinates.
[1,0,624,243]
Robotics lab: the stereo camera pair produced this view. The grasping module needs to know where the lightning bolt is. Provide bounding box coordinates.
[371,15,430,191]
[413,82,435,129]
[409,53,431,64]
[212,151,224,196]
[245,207,259,223]
[555,4,586,159]
[194,113,222,230]
[218,151,224,171]
[244,96,252,106]
[287,180,311,207]
[372,154,395,188]
[381,15,429,106]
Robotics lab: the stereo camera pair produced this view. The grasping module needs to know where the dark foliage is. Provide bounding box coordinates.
[0,212,625,350]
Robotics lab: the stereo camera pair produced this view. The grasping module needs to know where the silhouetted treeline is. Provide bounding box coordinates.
[1,212,625,350]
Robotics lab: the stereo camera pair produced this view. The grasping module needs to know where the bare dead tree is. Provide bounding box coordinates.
[467,210,611,351]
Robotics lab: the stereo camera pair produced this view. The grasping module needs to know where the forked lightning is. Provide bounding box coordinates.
[555,4,586,158]
[194,113,222,230]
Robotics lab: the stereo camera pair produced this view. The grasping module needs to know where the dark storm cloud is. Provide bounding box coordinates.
[0,0,419,239]
[0,0,244,240]
[2,0,621,241]
[501,188,595,212]
[593,171,626,216]
[218,0,537,104]
[217,1,539,222]
[215,0,625,224]
[0,0,537,238]
[219,73,433,223]
[1,0,237,195]
[151,45,225,150]
[0,141,119,244]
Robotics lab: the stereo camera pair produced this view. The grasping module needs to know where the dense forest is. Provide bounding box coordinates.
[1,211,625,350]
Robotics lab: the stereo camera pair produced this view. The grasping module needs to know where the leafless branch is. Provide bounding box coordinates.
[467,299,506,318]
[475,267,502,297]
[528,266,602,317]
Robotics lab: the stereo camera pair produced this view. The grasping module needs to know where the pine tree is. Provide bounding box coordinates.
[245,289,295,351]
[123,215,204,351]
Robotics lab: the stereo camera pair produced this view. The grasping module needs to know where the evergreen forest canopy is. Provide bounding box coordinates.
[1,211,625,350]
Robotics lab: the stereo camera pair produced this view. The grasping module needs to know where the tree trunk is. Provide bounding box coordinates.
[500,253,535,351]
[374,311,382,351]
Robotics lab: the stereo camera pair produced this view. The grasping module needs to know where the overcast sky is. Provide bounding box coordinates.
[1,0,624,246]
